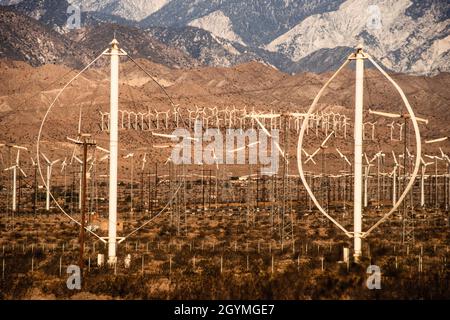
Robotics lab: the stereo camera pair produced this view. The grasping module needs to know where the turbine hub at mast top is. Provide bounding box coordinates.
[110,38,119,49]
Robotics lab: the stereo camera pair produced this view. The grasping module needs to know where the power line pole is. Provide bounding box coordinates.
[69,134,96,275]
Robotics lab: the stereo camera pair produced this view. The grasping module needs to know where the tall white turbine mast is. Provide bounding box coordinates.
[297,46,422,262]
[2,145,28,212]
[363,153,375,208]
[419,156,433,208]
[390,150,403,206]
[336,148,352,211]
[61,157,68,199]
[41,152,60,211]
[371,151,385,209]
[425,137,450,211]
[141,152,147,172]
[424,153,443,211]
[103,38,127,265]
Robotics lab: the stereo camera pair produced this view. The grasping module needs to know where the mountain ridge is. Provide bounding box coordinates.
[0,0,448,75]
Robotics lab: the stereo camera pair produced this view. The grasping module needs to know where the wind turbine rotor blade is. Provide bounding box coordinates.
[344,157,352,167]
[420,157,425,165]
[305,148,321,164]
[392,150,398,165]
[4,166,15,171]
[311,147,321,159]
[302,149,309,157]
[336,148,344,158]
[51,159,60,166]
[370,155,377,163]
[364,153,370,165]
[425,137,448,144]
[254,117,272,137]
[415,117,428,124]
[389,167,396,177]
[230,146,245,153]
[11,145,28,151]
[406,147,413,158]
[19,167,27,177]
[67,137,81,144]
[69,146,77,165]
[153,144,173,149]
[16,150,20,165]
[96,146,110,153]
[41,152,51,165]
[152,132,178,139]
[274,142,285,159]
[30,157,36,166]
[321,131,335,147]
[368,109,401,119]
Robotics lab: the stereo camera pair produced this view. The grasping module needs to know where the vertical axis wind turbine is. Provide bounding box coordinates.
[297,46,422,263]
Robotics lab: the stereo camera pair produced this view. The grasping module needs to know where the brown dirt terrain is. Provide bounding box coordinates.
[0,56,449,300]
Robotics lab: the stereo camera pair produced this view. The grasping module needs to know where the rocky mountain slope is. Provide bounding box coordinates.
[0,7,92,67]
[68,0,171,22]
[0,0,448,75]
[0,5,197,69]
[266,0,450,75]
[141,0,343,47]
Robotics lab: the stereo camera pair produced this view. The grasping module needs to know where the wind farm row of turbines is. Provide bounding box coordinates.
[1,134,449,218]
[0,41,447,269]
[99,106,411,142]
